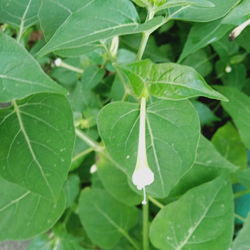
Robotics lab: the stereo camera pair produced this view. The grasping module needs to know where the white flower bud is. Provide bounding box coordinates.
[132,97,154,205]
[229,19,250,40]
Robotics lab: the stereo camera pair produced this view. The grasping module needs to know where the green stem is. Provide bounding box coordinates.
[149,196,164,209]
[143,198,149,250]
[75,129,103,152]
[72,148,94,163]
[234,188,250,199]
[136,8,155,61]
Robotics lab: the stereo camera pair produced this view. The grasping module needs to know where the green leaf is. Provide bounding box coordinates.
[169,0,241,22]
[98,100,200,198]
[212,122,247,169]
[37,0,164,57]
[232,213,250,250]
[0,33,65,102]
[179,20,233,62]
[0,93,75,200]
[0,0,41,28]
[118,60,227,101]
[170,135,238,196]
[150,177,234,250]
[78,188,138,249]
[216,86,250,149]
[0,176,65,241]
[97,156,141,206]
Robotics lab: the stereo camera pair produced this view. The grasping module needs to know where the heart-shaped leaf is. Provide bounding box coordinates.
[98,100,200,198]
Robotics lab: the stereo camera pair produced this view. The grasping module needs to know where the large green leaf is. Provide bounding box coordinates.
[150,177,234,250]
[0,93,75,200]
[98,100,200,198]
[97,156,141,206]
[37,0,164,57]
[0,0,41,28]
[0,176,65,241]
[170,136,238,196]
[169,0,240,22]
[0,33,65,102]
[212,122,247,169]
[118,60,227,101]
[232,213,250,250]
[216,86,250,149]
[78,188,138,249]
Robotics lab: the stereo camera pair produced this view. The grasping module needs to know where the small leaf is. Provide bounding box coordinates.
[232,213,250,250]
[0,93,75,200]
[150,177,234,250]
[0,33,65,102]
[78,188,138,249]
[97,155,141,206]
[64,175,80,208]
[118,60,227,101]
[98,100,200,198]
[216,86,250,149]
[0,176,65,241]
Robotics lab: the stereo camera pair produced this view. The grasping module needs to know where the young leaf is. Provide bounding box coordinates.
[232,213,250,250]
[216,86,250,149]
[212,122,247,169]
[0,93,75,200]
[0,0,41,29]
[118,60,227,101]
[37,0,164,57]
[169,0,241,22]
[150,177,234,250]
[0,176,65,241]
[97,156,141,206]
[78,188,138,249]
[98,100,200,198]
[0,33,65,102]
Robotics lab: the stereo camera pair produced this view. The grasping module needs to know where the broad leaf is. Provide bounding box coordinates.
[169,0,240,22]
[0,176,65,241]
[0,93,75,200]
[170,136,238,196]
[212,122,247,169]
[232,213,250,250]
[98,100,200,198]
[216,86,250,149]
[0,0,41,29]
[150,177,234,250]
[0,33,65,102]
[118,60,227,101]
[37,0,164,57]
[97,156,141,206]
[78,188,138,249]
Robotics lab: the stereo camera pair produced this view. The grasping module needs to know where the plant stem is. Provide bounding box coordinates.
[234,188,250,199]
[148,196,164,209]
[136,8,155,61]
[72,148,94,163]
[75,129,103,152]
[234,213,246,223]
[143,197,149,250]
